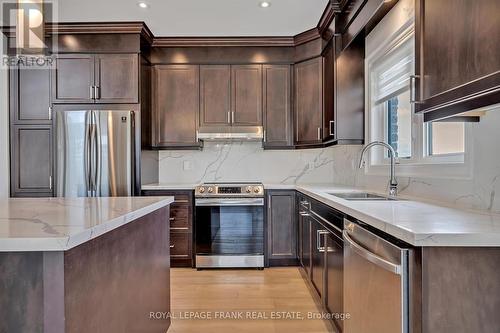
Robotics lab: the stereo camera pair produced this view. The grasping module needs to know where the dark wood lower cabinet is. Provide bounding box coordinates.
[10,126,53,197]
[310,215,325,297]
[266,190,297,266]
[297,194,345,332]
[142,189,194,267]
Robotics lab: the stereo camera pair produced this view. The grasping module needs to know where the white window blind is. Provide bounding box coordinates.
[371,36,414,105]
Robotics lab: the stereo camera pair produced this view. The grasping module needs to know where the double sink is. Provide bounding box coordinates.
[328,192,399,201]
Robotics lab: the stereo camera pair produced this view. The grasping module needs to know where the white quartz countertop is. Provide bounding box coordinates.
[0,196,174,252]
[297,185,500,247]
[141,182,500,246]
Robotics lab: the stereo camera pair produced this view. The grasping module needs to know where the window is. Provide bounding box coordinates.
[425,122,465,156]
[386,91,412,158]
[365,8,471,179]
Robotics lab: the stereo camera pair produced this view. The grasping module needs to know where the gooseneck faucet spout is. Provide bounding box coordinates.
[358,141,398,197]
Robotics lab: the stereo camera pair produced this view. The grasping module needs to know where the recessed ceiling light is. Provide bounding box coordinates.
[137,2,149,9]
[259,1,271,8]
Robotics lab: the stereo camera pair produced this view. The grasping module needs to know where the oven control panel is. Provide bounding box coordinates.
[195,184,264,197]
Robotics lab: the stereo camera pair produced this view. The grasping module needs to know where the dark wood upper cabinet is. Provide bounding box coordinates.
[231,65,262,126]
[52,53,139,104]
[94,54,139,103]
[415,0,500,121]
[263,65,293,148]
[294,57,323,145]
[153,65,200,148]
[52,54,94,104]
[10,61,52,124]
[322,42,335,142]
[10,126,53,197]
[199,65,231,127]
[267,190,297,266]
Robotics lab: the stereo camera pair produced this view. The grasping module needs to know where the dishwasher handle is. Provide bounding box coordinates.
[343,230,402,275]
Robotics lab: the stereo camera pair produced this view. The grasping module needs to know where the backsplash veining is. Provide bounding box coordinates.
[157,142,354,185]
[337,109,500,213]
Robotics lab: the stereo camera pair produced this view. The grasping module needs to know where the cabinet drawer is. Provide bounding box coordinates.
[170,232,191,258]
[171,204,189,218]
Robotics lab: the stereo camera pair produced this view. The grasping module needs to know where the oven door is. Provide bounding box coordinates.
[195,197,264,266]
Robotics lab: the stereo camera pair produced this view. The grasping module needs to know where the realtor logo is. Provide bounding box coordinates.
[2,1,53,55]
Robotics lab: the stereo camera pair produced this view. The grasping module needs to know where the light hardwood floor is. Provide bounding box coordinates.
[168,267,334,333]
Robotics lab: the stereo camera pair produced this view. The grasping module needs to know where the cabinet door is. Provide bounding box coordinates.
[94,54,139,103]
[415,0,500,119]
[11,126,53,196]
[153,65,200,148]
[326,231,344,332]
[231,65,263,126]
[294,57,323,145]
[52,54,94,103]
[263,65,292,148]
[311,217,325,297]
[10,61,51,124]
[199,65,231,127]
[322,42,335,142]
[267,191,297,265]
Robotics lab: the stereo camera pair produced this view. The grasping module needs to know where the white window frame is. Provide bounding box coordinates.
[364,20,473,180]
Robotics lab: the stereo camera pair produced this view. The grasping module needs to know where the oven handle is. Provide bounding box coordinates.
[195,198,265,207]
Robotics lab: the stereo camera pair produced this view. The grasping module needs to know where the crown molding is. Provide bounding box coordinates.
[317,2,339,35]
[293,28,321,46]
[152,36,295,47]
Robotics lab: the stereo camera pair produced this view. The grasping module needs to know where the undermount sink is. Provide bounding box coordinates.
[328,192,399,201]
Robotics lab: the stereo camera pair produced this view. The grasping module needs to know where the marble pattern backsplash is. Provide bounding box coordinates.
[153,108,500,214]
[157,142,356,185]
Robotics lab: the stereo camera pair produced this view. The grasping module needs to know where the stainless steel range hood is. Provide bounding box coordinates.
[197,126,264,141]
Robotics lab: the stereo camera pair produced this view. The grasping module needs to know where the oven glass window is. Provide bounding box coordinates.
[196,205,264,255]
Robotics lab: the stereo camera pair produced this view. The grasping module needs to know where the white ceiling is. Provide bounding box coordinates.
[55,0,329,37]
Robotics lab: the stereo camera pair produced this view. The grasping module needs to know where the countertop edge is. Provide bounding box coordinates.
[0,197,175,252]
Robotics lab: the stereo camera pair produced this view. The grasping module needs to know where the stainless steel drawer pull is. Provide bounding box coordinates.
[343,230,402,275]
[329,120,335,136]
[169,217,175,221]
[317,230,329,252]
[170,244,175,249]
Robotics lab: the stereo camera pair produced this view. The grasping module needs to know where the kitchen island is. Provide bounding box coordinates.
[0,196,174,333]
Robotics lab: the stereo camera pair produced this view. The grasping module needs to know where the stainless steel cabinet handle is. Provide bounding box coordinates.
[317,127,322,141]
[231,111,235,124]
[94,86,100,100]
[169,217,175,221]
[89,86,94,99]
[329,120,335,136]
[227,111,231,124]
[170,244,175,249]
[410,75,420,104]
[317,230,329,252]
[48,106,52,121]
[343,230,402,275]
[49,176,52,190]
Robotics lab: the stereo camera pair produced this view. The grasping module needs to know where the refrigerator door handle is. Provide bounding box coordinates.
[89,112,98,197]
[94,111,102,197]
[84,111,93,197]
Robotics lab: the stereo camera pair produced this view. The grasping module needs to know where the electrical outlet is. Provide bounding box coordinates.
[183,160,193,171]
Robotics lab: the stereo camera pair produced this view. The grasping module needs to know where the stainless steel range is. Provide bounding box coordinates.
[194,183,265,268]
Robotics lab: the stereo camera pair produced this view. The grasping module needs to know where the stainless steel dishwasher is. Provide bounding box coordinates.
[343,218,414,333]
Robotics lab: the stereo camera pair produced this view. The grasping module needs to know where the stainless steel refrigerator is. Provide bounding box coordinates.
[54,110,134,197]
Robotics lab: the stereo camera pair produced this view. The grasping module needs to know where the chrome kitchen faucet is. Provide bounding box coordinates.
[358,141,398,197]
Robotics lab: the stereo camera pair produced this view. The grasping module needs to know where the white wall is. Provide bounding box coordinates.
[0,33,10,198]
